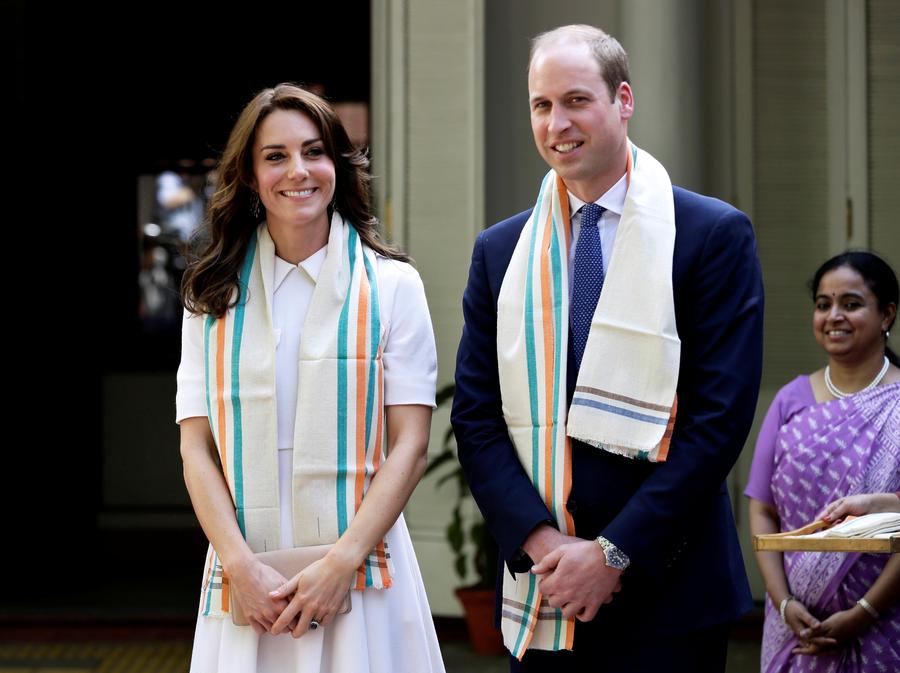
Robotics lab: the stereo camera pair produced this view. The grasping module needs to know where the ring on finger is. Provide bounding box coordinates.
[309,619,320,630]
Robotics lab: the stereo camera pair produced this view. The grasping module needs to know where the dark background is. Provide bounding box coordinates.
[10,0,371,612]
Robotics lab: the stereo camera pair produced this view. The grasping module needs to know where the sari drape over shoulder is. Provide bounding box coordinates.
[761,382,900,673]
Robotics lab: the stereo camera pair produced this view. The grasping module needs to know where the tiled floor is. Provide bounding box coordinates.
[0,642,191,673]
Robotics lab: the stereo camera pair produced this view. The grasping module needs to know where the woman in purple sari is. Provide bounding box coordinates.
[746,252,900,672]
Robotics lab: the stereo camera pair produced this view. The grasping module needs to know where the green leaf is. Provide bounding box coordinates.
[470,520,486,544]
[455,554,468,580]
[455,471,470,499]
[447,510,464,552]
[442,426,456,450]
[435,384,455,407]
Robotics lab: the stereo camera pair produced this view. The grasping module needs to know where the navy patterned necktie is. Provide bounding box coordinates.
[571,203,606,370]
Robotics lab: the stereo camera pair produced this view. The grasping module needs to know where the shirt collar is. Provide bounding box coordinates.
[567,172,628,219]
[273,245,327,293]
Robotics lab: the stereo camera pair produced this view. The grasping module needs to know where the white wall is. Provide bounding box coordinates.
[372,0,485,616]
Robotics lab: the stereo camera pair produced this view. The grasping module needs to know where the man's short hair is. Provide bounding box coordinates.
[529,24,630,101]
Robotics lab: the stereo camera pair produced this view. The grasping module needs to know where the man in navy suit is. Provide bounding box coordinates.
[451,25,764,672]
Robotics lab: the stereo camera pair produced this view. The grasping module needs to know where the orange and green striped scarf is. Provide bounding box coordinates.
[197,214,392,619]
[496,172,578,657]
[496,142,679,657]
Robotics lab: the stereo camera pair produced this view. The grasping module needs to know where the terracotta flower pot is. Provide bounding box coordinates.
[455,587,506,656]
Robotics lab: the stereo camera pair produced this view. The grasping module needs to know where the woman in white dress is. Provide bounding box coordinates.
[176,83,445,673]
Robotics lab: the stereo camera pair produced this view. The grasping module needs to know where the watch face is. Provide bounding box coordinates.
[597,536,629,570]
[606,551,628,570]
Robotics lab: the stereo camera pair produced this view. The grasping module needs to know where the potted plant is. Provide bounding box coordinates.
[425,384,504,655]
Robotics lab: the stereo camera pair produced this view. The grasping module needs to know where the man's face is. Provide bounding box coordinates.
[528,42,633,202]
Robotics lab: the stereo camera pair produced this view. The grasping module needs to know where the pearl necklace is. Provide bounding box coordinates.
[824,356,890,398]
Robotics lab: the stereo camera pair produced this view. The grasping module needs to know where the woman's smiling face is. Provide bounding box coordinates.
[251,108,335,234]
[813,265,893,361]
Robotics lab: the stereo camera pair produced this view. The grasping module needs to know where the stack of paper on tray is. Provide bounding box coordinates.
[805,512,900,539]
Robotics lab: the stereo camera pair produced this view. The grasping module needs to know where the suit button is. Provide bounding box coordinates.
[566,500,577,513]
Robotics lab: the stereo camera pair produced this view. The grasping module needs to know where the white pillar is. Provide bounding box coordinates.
[371,0,485,617]
[619,0,704,191]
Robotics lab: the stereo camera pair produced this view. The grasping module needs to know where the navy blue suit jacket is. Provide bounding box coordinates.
[451,187,763,637]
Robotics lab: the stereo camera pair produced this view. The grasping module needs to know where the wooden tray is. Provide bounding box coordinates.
[754,519,900,553]
[754,535,900,552]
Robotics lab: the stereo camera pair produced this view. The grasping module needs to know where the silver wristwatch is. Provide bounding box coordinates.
[596,535,630,571]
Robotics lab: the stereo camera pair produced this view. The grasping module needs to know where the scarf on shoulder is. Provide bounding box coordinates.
[197,213,393,619]
[496,142,679,657]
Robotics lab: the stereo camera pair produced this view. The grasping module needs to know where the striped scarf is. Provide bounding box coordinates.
[197,214,392,619]
[496,143,679,657]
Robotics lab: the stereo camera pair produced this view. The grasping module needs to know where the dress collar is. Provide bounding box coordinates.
[273,245,327,293]
[566,172,628,218]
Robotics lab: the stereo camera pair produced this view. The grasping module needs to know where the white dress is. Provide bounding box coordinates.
[176,247,445,673]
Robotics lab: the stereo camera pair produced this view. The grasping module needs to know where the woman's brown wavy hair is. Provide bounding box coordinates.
[182,83,407,317]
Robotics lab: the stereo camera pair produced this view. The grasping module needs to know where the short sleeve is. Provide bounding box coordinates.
[744,376,814,505]
[381,261,438,407]
[176,308,209,424]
